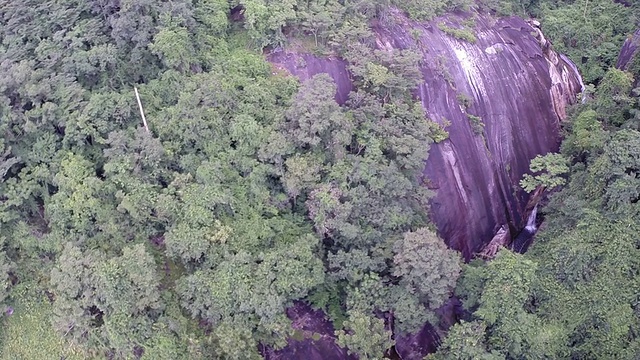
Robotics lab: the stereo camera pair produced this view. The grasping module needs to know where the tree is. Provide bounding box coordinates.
[530,215,640,359]
[587,130,640,213]
[388,285,433,334]
[50,243,101,346]
[393,228,462,312]
[453,250,570,359]
[595,68,634,126]
[93,243,162,318]
[149,21,197,72]
[176,235,324,348]
[472,251,549,358]
[340,272,430,335]
[51,242,164,357]
[0,249,14,316]
[139,324,190,360]
[283,74,350,154]
[327,249,386,284]
[540,0,635,83]
[298,0,344,46]
[336,310,394,360]
[208,318,263,360]
[193,0,229,34]
[520,153,569,192]
[562,109,607,156]
[426,321,504,360]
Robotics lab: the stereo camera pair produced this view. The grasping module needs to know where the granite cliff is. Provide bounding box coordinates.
[269,10,582,260]
[617,28,640,71]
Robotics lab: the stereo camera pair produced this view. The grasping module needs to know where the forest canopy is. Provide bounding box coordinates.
[0,0,639,359]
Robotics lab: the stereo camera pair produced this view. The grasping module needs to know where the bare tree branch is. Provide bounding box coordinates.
[134,86,150,133]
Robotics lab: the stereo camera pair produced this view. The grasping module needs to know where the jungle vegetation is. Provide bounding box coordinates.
[0,0,638,359]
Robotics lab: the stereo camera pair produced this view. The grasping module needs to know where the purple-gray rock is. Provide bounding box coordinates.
[262,302,356,360]
[394,322,441,360]
[617,29,640,70]
[269,51,353,104]
[269,10,581,260]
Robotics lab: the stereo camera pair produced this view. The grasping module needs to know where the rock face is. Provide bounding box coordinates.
[617,29,640,70]
[375,13,582,259]
[262,302,356,360]
[270,51,354,104]
[269,10,582,260]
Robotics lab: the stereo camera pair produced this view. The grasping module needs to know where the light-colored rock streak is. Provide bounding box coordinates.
[440,141,469,206]
[560,53,586,104]
[452,44,486,101]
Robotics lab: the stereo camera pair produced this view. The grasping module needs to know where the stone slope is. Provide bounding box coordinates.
[269,11,582,259]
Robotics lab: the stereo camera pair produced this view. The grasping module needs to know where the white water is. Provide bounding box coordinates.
[525,204,538,232]
[560,53,586,104]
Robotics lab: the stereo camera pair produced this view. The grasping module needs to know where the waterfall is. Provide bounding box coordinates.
[524,204,538,232]
[512,205,539,253]
[560,53,586,104]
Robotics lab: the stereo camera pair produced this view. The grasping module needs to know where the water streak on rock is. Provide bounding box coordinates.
[560,53,586,103]
[524,204,538,232]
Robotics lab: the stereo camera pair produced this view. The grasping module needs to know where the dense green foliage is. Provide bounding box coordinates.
[0,0,457,358]
[519,153,569,192]
[0,0,639,359]
[538,0,638,84]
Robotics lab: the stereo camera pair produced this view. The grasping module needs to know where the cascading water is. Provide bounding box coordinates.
[560,53,587,104]
[511,204,539,253]
[524,204,538,232]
